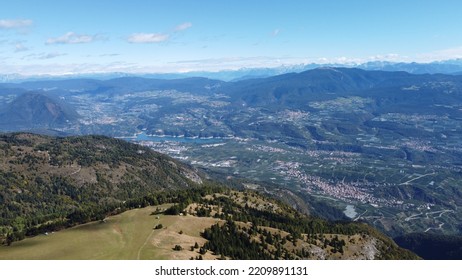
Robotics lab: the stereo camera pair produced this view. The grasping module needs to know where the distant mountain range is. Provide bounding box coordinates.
[221,67,462,112]
[2,59,462,83]
[1,67,462,133]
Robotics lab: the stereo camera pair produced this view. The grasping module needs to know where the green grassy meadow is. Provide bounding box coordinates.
[0,205,219,260]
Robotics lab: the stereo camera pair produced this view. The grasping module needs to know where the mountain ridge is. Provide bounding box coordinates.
[221,67,462,109]
[3,59,462,83]
[0,92,79,130]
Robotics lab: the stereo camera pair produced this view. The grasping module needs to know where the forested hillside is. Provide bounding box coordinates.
[0,133,202,244]
[0,132,417,259]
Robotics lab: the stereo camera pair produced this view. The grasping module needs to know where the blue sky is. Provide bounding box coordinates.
[1,0,462,75]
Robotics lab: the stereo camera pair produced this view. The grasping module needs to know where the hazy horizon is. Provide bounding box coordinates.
[1,0,462,75]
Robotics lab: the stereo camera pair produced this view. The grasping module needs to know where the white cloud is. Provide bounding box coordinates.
[0,19,33,29]
[311,56,362,65]
[367,53,403,62]
[23,52,67,60]
[14,42,29,52]
[312,54,411,65]
[127,33,169,43]
[172,56,307,71]
[175,22,192,31]
[39,52,66,59]
[46,32,105,44]
[127,22,190,44]
[99,53,120,57]
[415,46,462,62]
[271,28,280,36]
[0,61,144,76]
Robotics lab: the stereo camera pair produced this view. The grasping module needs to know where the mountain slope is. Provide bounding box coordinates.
[0,133,203,243]
[223,67,462,109]
[394,233,462,260]
[0,198,418,260]
[0,132,417,259]
[0,93,79,130]
[1,77,225,95]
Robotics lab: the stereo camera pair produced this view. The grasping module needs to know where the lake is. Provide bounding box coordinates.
[343,205,358,219]
[121,132,222,144]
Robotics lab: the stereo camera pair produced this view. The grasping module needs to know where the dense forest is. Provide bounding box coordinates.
[0,133,203,244]
[162,190,418,259]
[395,233,462,260]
